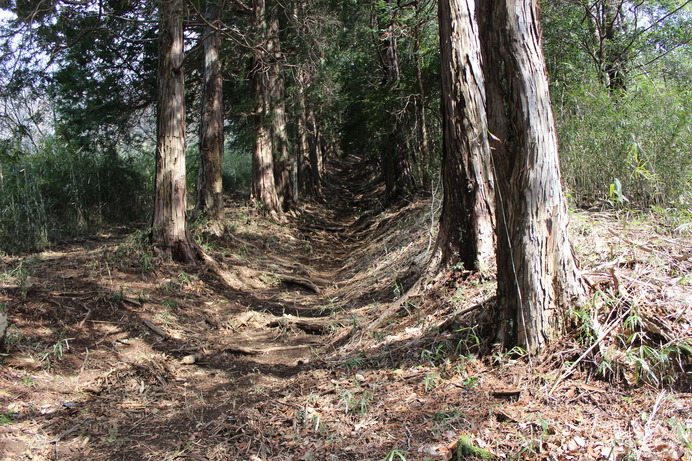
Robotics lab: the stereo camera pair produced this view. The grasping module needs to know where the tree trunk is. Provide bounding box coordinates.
[413,0,430,186]
[296,71,311,195]
[266,1,294,210]
[479,0,585,353]
[251,0,282,217]
[432,0,495,273]
[152,0,199,263]
[296,73,322,197]
[582,0,627,91]
[306,105,323,189]
[195,2,224,223]
[378,0,413,203]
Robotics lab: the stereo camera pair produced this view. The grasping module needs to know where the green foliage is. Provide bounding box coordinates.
[554,80,692,208]
[336,0,441,190]
[0,411,15,425]
[383,449,409,461]
[339,387,373,415]
[0,138,151,253]
[223,142,254,193]
[543,1,692,209]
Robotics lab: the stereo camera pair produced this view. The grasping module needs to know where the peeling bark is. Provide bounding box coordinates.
[152,0,199,263]
[479,0,585,353]
[251,0,282,216]
[196,2,225,223]
[433,0,495,273]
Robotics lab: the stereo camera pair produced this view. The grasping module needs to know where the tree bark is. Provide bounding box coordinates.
[306,105,324,188]
[251,0,282,217]
[413,0,430,186]
[479,0,585,353]
[378,0,413,203]
[296,72,323,197]
[195,2,225,223]
[152,0,199,263]
[581,0,627,91]
[432,0,495,273]
[266,1,294,210]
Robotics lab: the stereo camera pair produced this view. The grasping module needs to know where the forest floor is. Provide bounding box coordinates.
[1,155,691,461]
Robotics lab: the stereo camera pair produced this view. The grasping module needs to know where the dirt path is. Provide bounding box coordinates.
[2,156,691,461]
[0,155,393,460]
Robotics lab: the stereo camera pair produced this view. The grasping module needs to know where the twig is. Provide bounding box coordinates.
[143,319,170,339]
[79,309,92,327]
[548,304,632,396]
[639,390,667,457]
[607,228,654,253]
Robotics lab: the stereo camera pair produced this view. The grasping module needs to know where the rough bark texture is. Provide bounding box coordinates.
[378,0,413,203]
[0,305,7,352]
[195,4,224,222]
[251,0,281,216]
[296,72,322,197]
[433,0,495,273]
[152,0,198,263]
[414,4,431,185]
[266,2,294,210]
[479,0,584,353]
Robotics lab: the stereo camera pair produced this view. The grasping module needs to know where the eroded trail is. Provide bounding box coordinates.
[3,155,692,461]
[0,154,400,460]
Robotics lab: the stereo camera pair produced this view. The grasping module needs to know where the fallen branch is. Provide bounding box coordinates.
[143,319,170,339]
[222,345,261,356]
[438,302,486,331]
[607,228,654,253]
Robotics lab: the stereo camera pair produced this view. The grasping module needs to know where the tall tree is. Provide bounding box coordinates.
[378,0,413,202]
[478,0,585,352]
[195,1,225,224]
[288,0,325,198]
[432,0,495,273]
[152,0,199,262]
[250,0,282,216]
[266,0,294,210]
[542,0,692,91]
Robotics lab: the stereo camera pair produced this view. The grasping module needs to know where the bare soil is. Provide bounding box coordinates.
[1,156,691,461]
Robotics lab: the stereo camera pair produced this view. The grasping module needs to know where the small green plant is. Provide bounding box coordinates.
[319,297,343,315]
[339,388,373,415]
[106,427,120,443]
[421,341,451,366]
[40,332,69,367]
[491,346,528,365]
[0,411,15,424]
[668,418,692,456]
[3,325,25,350]
[21,375,37,387]
[455,326,482,356]
[383,449,409,461]
[422,372,440,393]
[343,353,365,370]
[432,408,467,434]
[461,376,480,389]
[609,178,629,207]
